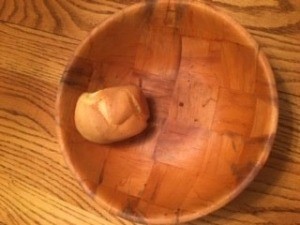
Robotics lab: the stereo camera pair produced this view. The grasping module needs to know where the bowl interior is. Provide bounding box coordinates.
[57,1,278,224]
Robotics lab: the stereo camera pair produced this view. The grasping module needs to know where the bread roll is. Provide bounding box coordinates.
[74,85,149,144]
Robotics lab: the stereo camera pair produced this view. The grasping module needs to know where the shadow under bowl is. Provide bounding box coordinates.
[56,1,278,224]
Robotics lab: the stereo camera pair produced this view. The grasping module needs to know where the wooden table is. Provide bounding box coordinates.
[0,0,299,224]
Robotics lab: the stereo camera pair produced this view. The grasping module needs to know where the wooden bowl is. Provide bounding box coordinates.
[56,1,278,224]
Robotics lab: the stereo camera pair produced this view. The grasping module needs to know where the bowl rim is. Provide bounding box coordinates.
[56,1,279,224]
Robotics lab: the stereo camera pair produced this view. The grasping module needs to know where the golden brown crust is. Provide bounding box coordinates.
[74,85,149,144]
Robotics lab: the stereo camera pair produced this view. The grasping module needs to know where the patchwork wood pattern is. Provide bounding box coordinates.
[57,1,278,224]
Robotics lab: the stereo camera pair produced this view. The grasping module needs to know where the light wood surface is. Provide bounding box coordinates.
[57,1,278,224]
[0,0,299,225]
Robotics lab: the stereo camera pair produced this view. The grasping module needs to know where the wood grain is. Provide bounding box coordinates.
[57,1,278,223]
[0,0,299,225]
